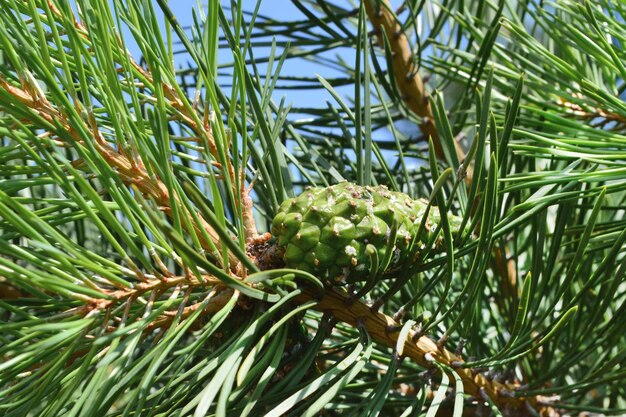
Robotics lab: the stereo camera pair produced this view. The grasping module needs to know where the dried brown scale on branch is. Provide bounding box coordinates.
[64,273,230,324]
[557,94,626,130]
[146,286,236,331]
[246,232,282,271]
[103,274,223,303]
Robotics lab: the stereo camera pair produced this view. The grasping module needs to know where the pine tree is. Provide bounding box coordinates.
[1,0,625,415]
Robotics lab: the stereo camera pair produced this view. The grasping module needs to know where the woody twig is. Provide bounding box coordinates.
[363,0,465,163]
[0,74,241,271]
[45,0,261,253]
[362,1,538,410]
[300,287,555,416]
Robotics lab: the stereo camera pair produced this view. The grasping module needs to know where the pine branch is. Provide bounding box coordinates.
[2,0,625,414]
[364,0,464,163]
[0,0,260,271]
[0,73,244,269]
[363,1,522,348]
[298,286,556,415]
[45,0,261,246]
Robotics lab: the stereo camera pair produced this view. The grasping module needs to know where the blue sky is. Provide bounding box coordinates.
[114,0,346,110]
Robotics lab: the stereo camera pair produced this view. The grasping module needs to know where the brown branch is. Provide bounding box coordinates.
[43,1,260,254]
[146,286,235,331]
[1,74,242,271]
[104,274,223,302]
[558,94,626,130]
[364,0,464,163]
[298,287,555,415]
[63,273,227,319]
[20,286,237,375]
[364,3,524,357]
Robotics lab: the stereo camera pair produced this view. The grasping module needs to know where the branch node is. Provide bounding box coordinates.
[498,388,515,398]
[392,306,405,322]
[385,323,401,333]
[436,335,448,349]
[450,360,464,368]
[405,71,418,81]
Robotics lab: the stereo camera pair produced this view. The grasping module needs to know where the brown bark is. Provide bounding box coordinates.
[364,2,521,350]
[299,286,551,415]
[363,0,465,163]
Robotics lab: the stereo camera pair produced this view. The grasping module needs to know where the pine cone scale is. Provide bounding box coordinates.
[271,182,461,282]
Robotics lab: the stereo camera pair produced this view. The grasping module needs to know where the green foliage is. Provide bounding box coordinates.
[0,0,625,415]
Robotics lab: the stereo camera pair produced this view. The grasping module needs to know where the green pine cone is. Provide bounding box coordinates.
[271,182,464,283]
